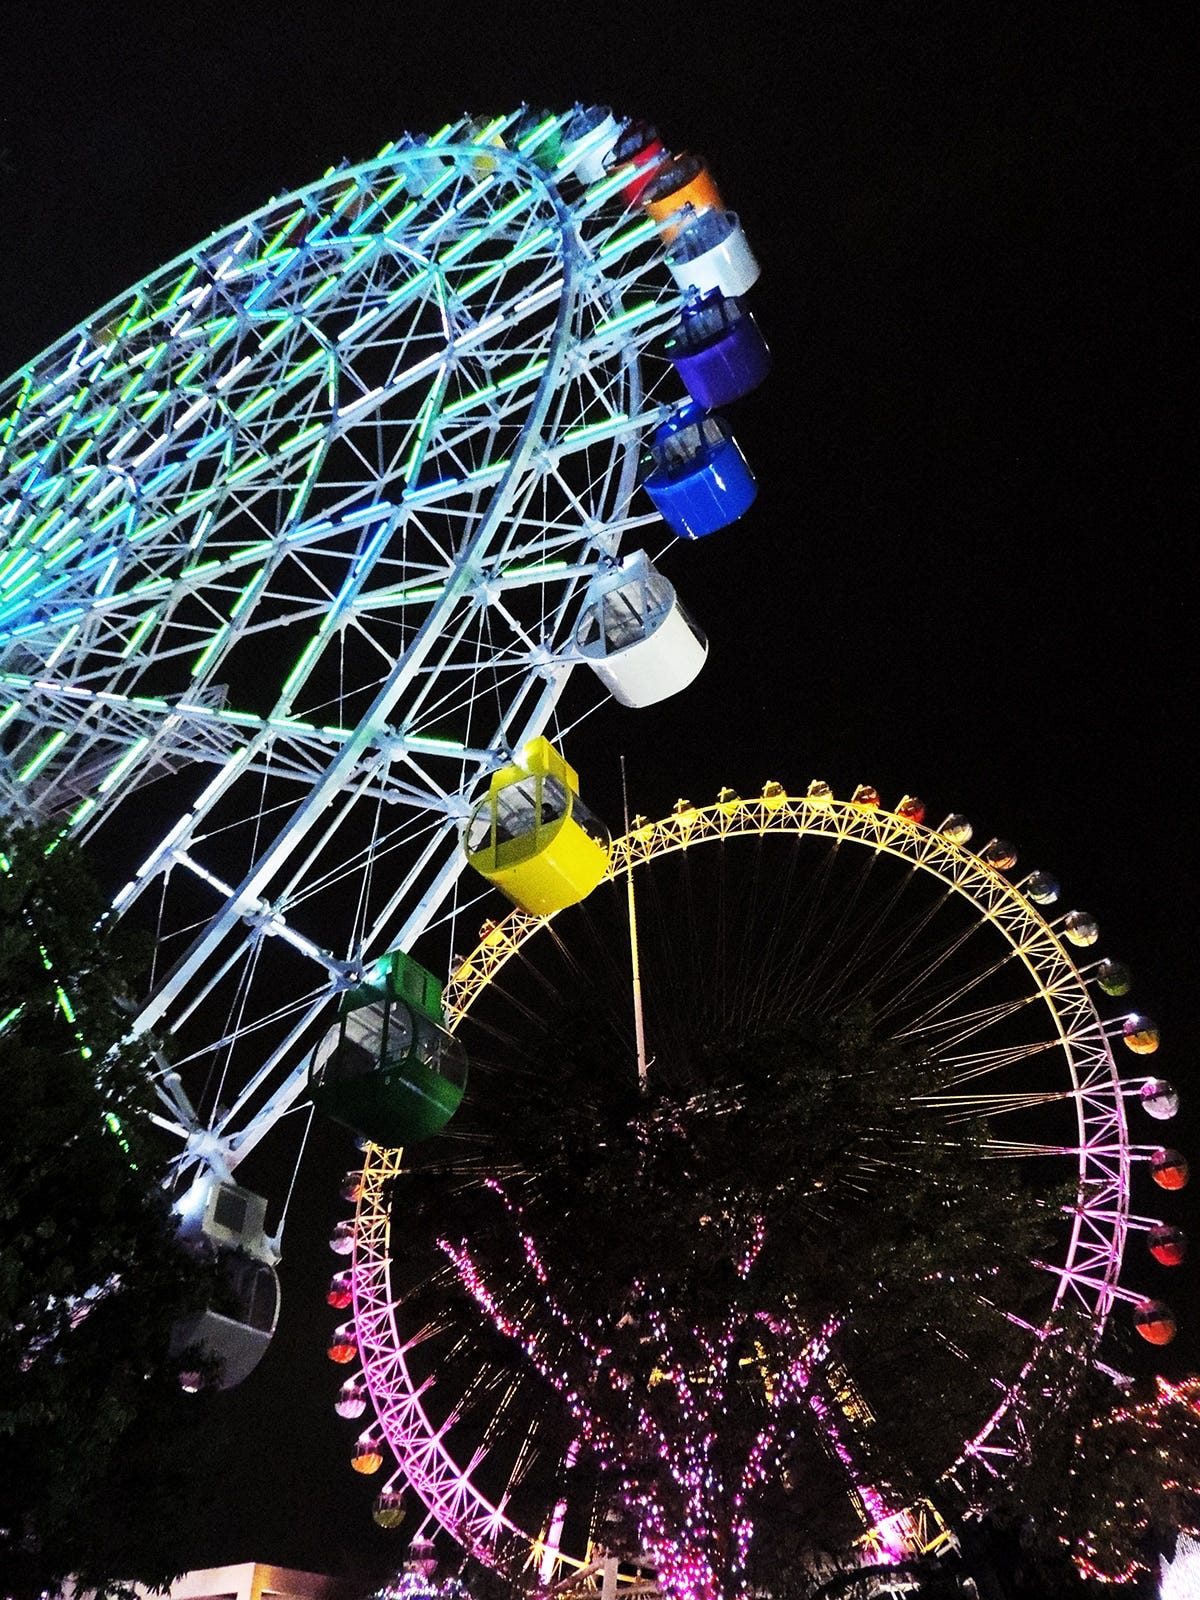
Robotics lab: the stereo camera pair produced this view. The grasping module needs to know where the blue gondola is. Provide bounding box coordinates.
[664,291,772,409]
[310,949,467,1147]
[642,403,758,539]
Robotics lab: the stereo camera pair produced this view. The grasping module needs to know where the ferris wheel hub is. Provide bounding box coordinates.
[184,1127,235,1177]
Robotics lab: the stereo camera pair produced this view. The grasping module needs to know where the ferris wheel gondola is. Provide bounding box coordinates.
[575,549,708,708]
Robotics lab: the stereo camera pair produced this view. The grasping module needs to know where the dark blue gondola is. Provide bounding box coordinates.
[664,291,772,410]
[642,402,757,539]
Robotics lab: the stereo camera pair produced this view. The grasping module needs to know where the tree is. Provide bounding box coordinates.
[395,993,1063,1600]
[995,1370,1200,1593]
[1074,1376,1200,1582]
[0,822,216,1598]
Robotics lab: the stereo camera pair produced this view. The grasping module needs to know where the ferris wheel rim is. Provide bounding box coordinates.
[1,112,613,400]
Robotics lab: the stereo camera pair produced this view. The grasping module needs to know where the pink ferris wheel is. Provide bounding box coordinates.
[335,786,1184,1595]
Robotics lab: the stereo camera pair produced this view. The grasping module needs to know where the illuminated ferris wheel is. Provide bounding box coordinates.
[337,785,1185,1591]
[0,106,770,1383]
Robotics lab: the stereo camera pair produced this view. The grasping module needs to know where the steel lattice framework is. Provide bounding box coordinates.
[0,108,687,1181]
[349,790,1142,1575]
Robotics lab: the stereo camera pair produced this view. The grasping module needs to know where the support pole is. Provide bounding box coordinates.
[621,756,650,1096]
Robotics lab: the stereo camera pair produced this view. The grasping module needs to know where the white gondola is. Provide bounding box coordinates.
[666,207,761,298]
[559,104,622,183]
[575,550,708,708]
[169,1176,280,1390]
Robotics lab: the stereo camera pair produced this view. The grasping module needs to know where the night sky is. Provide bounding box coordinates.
[1,2,1195,1582]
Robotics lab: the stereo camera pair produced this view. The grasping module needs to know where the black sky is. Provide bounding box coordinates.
[1,1,1195,1581]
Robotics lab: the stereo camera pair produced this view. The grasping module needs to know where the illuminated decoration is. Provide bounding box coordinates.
[0,106,768,1374]
[1075,1552,1143,1587]
[367,1565,470,1600]
[433,1198,857,1600]
[342,788,1169,1594]
[1070,1377,1200,1587]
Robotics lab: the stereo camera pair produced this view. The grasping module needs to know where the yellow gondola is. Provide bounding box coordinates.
[465,737,610,915]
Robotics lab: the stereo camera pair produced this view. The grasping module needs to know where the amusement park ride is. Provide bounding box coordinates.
[0,104,1186,1594]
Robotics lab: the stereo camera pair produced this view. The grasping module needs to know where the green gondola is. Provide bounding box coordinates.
[310,949,466,1146]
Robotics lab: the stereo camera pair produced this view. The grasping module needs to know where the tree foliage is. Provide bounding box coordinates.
[399,993,1063,1600]
[991,1370,1200,1593]
[0,823,216,1598]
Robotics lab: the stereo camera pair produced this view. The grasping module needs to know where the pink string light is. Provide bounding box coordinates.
[434,1175,901,1600]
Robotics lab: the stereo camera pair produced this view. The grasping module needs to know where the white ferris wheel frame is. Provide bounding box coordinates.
[0,107,689,1194]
